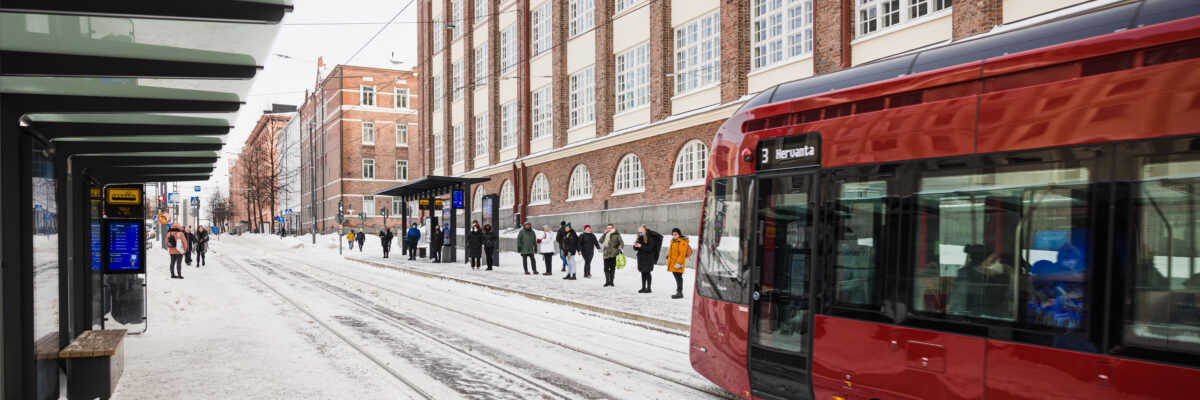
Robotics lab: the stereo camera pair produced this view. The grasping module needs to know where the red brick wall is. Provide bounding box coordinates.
[552,0,570,149]
[594,0,615,137]
[953,0,1002,39]
[648,0,673,121]
[814,0,851,74]
[720,0,750,103]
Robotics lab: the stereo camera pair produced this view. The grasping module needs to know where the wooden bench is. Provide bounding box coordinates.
[60,330,127,400]
[34,332,60,400]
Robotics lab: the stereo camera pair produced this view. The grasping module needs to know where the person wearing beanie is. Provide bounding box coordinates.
[666,228,693,299]
[555,221,568,272]
[578,225,600,278]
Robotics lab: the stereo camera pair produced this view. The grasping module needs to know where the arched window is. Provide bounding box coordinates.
[614,153,645,194]
[673,140,708,185]
[567,165,592,200]
[473,186,485,211]
[529,173,550,204]
[499,180,514,207]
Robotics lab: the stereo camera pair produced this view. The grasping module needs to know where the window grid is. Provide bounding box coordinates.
[362,158,375,179]
[452,60,463,101]
[363,195,375,216]
[499,180,514,207]
[394,88,409,109]
[475,113,490,159]
[615,42,649,112]
[614,154,645,193]
[396,124,408,146]
[393,198,403,217]
[500,101,518,149]
[616,0,644,13]
[451,0,463,39]
[500,25,518,75]
[361,121,375,145]
[531,3,552,56]
[474,44,488,85]
[673,140,709,184]
[752,0,814,70]
[432,75,443,112]
[568,165,592,199]
[857,0,951,37]
[530,174,550,203]
[396,160,408,180]
[360,85,376,106]
[432,15,443,52]
[569,0,595,38]
[473,187,484,211]
[569,67,595,127]
[474,0,487,24]
[531,85,553,140]
[675,11,721,94]
[434,133,444,171]
[452,124,464,165]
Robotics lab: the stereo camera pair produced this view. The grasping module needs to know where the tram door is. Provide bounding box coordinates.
[749,173,816,400]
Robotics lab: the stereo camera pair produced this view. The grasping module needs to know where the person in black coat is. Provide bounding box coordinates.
[555,221,568,272]
[466,224,484,269]
[184,226,196,265]
[483,224,498,270]
[578,225,600,278]
[634,224,663,293]
[561,225,580,280]
[430,225,444,263]
[380,227,394,258]
[356,229,365,252]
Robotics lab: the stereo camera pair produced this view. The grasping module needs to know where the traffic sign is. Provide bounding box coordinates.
[194,185,201,192]
[190,197,199,207]
[167,193,179,204]
[156,213,170,224]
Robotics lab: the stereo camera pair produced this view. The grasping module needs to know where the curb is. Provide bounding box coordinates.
[344,257,691,335]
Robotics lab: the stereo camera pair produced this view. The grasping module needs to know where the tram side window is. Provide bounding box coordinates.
[910,164,1093,331]
[698,177,753,304]
[833,180,886,307]
[1127,155,1200,354]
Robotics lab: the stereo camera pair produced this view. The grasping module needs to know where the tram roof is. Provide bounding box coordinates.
[0,0,291,183]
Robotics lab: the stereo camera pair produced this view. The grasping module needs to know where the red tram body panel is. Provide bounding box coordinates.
[690,4,1200,399]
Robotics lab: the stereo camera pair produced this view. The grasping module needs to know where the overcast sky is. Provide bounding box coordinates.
[207,0,420,194]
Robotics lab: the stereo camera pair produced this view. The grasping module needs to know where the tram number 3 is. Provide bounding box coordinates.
[762,148,770,163]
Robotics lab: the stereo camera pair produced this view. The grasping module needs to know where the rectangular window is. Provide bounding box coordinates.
[834,180,886,307]
[616,0,644,13]
[531,85,553,140]
[361,121,375,145]
[396,160,409,181]
[452,124,464,165]
[433,132,444,171]
[531,3,552,56]
[857,0,951,37]
[911,161,1093,333]
[363,195,375,215]
[362,158,375,179]
[396,124,408,146]
[360,85,376,106]
[675,11,721,94]
[1127,153,1200,354]
[500,25,518,75]
[475,0,488,24]
[451,0,464,39]
[432,15,443,52]
[569,66,595,128]
[475,113,490,159]
[452,60,464,101]
[500,101,517,149]
[752,0,814,70]
[432,75,443,112]
[394,88,409,109]
[474,44,488,86]
[569,0,595,38]
[393,198,403,216]
[698,177,754,304]
[615,42,649,112]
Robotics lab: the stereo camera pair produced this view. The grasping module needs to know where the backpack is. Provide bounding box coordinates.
[167,233,177,249]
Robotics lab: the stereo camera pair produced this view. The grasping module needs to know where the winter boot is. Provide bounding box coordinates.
[672,291,684,299]
[563,274,570,280]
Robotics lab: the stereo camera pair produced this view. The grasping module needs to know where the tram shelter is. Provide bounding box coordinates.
[375,176,490,263]
[0,1,290,398]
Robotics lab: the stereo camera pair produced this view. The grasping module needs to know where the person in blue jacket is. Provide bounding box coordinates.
[406,223,422,260]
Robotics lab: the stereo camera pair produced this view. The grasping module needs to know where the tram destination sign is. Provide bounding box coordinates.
[757,132,821,171]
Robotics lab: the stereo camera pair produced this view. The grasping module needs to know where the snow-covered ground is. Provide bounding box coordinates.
[111,234,727,399]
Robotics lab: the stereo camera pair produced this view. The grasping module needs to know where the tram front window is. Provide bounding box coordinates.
[698,177,753,304]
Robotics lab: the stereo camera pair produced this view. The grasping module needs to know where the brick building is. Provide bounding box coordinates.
[229,107,294,233]
[416,0,1112,234]
[299,65,420,233]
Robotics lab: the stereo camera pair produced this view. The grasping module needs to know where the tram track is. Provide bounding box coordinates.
[266,252,735,399]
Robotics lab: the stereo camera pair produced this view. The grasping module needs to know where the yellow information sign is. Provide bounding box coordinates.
[418,199,445,208]
[106,188,141,204]
[90,187,101,200]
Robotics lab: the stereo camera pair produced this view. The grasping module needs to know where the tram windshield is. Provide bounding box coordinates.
[698,177,753,304]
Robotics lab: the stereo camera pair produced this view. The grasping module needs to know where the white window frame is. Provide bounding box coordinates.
[434,132,444,171]
[856,0,951,38]
[531,85,553,141]
[567,164,592,200]
[452,60,464,101]
[475,0,488,24]
[397,160,410,181]
[432,75,443,112]
[615,42,649,113]
[474,113,490,159]
[473,187,485,211]
[752,0,815,70]
[499,180,514,207]
[616,0,644,14]
[451,0,464,39]
[452,124,464,165]
[500,25,518,75]
[396,124,408,146]
[529,173,550,205]
[361,121,375,145]
[473,44,488,86]
[672,140,708,186]
[363,195,375,216]
[500,101,518,149]
[392,198,403,217]
[569,66,595,128]
[394,88,409,109]
[360,85,376,106]
[362,158,375,180]
[569,0,595,38]
[531,3,552,57]
[674,11,721,95]
[613,153,645,195]
[432,15,443,52]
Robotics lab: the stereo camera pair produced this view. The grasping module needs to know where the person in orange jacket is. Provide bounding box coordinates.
[665,228,693,299]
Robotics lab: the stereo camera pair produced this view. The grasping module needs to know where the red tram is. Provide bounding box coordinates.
[689,1,1200,399]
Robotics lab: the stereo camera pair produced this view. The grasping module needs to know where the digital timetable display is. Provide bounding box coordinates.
[105,219,145,274]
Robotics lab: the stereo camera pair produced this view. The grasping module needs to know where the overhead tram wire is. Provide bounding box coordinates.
[342,0,416,66]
